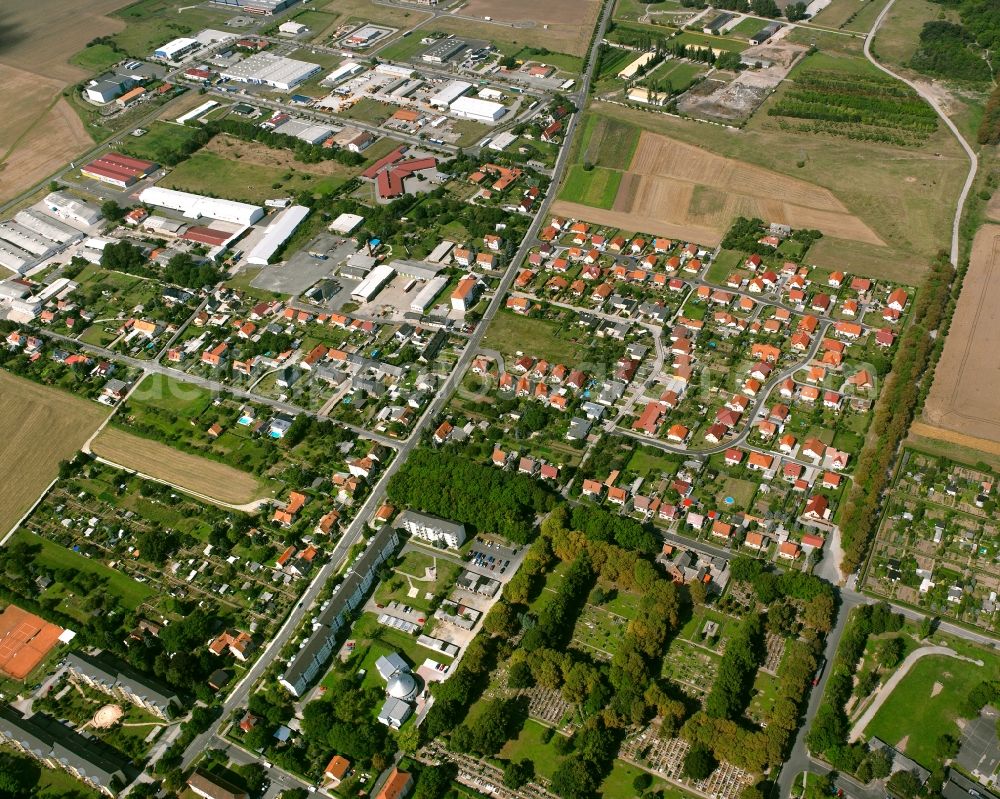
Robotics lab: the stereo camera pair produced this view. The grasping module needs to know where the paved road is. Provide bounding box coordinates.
[179,0,614,771]
[777,586,868,798]
[611,319,831,457]
[863,0,977,267]
[32,327,402,450]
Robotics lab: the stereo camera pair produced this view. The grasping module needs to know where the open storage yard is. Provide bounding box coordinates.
[0,372,107,537]
[921,225,1000,450]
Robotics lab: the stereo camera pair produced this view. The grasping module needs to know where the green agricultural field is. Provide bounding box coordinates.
[597,47,636,80]
[865,652,1000,768]
[121,120,204,162]
[109,0,230,58]
[507,47,584,74]
[340,97,396,125]
[376,33,430,63]
[625,448,682,480]
[129,373,214,415]
[577,113,640,170]
[483,311,596,364]
[704,248,744,283]
[70,43,122,74]
[728,16,766,38]
[559,165,621,209]
[649,59,707,91]
[13,530,156,612]
[286,9,340,39]
[161,151,345,203]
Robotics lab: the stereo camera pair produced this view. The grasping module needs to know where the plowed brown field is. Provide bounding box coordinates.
[921,224,1000,448]
[0,0,129,203]
[556,131,886,246]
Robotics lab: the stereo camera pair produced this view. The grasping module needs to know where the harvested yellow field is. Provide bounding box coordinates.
[551,200,725,247]
[593,131,887,245]
[92,428,267,507]
[0,373,107,536]
[922,224,1000,447]
[909,423,1000,458]
[0,66,92,204]
[453,0,601,55]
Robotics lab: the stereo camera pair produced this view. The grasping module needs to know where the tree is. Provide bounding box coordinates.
[503,759,535,789]
[683,744,717,780]
[869,748,892,779]
[550,758,599,799]
[751,0,780,16]
[508,660,534,689]
[935,733,960,760]
[484,601,521,639]
[101,200,126,222]
[633,772,653,791]
[414,762,457,799]
[0,752,38,798]
[785,1,808,20]
[887,770,922,799]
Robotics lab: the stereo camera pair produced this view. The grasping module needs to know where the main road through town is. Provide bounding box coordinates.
[178,0,615,773]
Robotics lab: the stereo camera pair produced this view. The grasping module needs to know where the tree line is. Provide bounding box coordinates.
[386,449,555,544]
[838,256,955,574]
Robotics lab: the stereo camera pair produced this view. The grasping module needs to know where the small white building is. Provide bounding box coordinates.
[278,21,308,35]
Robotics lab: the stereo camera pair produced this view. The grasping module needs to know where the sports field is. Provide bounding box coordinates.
[922,224,1000,449]
[91,427,268,507]
[865,653,995,768]
[0,373,107,538]
[0,605,64,680]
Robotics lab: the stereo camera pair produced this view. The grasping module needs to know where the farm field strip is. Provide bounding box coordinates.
[0,372,108,537]
[922,225,1000,447]
[91,427,268,507]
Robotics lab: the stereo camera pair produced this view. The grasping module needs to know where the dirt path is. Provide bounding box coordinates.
[848,646,982,742]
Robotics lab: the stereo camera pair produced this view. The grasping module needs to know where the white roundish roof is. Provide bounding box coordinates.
[387,672,417,700]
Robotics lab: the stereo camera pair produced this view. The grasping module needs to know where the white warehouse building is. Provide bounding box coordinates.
[220,52,321,90]
[409,275,448,313]
[449,95,505,122]
[351,263,395,302]
[154,37,201,61]
[247,205,310,264]
[43,192,102,229]
[429,80,471,109]
[138,187,265,225]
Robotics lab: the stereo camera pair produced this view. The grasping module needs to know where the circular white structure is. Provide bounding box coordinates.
[386,672,418,701]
